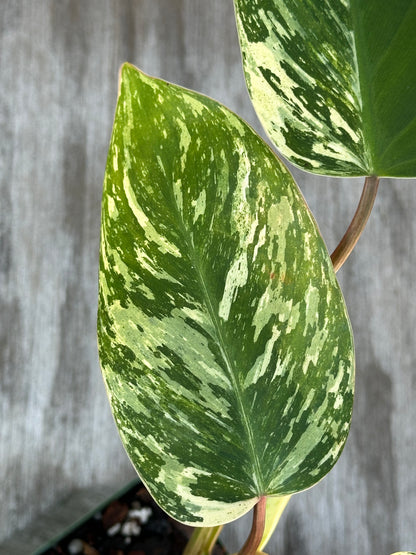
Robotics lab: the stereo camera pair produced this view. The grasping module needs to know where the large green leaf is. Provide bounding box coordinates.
[234,0,416,177]
[97,63,354,526]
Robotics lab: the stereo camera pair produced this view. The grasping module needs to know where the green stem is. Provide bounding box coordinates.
[183,525,223,555]
[331,175,380,272]
[238,497,267,555]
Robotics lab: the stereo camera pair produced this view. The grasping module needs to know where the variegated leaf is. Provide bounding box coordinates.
[97,63,354,526]
[234,0,416,177]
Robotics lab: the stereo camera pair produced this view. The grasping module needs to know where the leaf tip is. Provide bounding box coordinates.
[118,62,134,95]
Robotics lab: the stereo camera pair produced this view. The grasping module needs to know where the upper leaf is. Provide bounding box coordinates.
[98,63,354,526]
[234,0,416,177]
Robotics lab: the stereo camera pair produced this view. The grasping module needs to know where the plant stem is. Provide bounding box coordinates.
[331,175,380,272]
[238,497,267,555]
[258,495,291,552]
[183,525,223,555]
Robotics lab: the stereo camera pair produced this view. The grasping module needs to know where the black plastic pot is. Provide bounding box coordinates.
[3,479,227,555]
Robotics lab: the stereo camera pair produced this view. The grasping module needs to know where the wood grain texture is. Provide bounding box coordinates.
[0,1,415,553]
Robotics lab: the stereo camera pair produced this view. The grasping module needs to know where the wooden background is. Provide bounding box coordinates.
[1,1,415,553]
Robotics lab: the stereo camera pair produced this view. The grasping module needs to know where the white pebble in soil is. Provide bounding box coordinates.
[67,538,84,554]
[107,522,121,536]
[121,520,142,536]
[128,506,152,524]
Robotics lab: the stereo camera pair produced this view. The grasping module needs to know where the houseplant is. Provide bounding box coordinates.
[97,1,416,553]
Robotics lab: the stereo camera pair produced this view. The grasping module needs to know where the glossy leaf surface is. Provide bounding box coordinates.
[98,63,354,526]
[234,0,416,177]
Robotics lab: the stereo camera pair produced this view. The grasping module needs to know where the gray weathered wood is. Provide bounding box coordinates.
[0,480,138,554]
[1,1,415,553]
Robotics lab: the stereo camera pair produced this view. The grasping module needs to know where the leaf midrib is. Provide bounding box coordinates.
[169,186,265,497]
